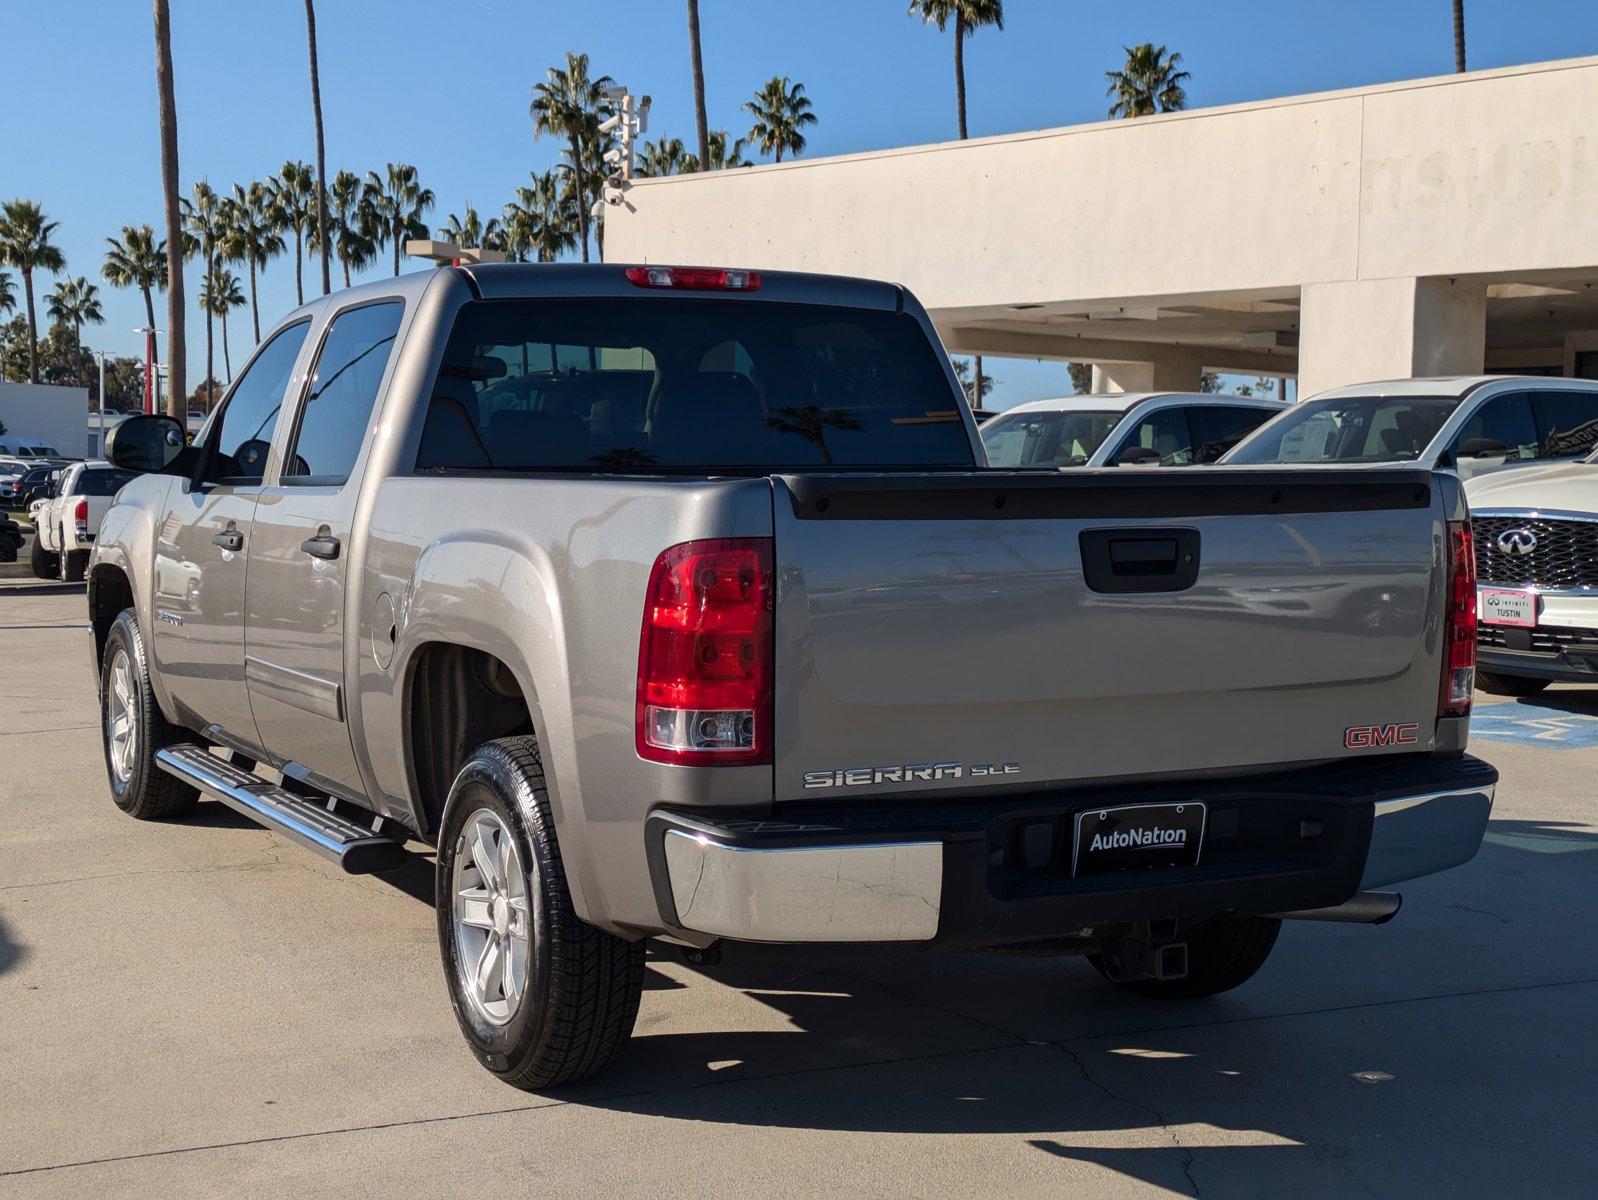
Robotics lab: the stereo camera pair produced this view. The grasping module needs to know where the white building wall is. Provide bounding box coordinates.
[0,383,91,457]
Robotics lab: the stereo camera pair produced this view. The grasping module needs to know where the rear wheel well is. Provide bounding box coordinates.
[88,564,135,676]
[406,642,535,840]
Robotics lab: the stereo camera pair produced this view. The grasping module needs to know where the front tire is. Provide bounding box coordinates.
[1090,914,1282,999]
[436,737,645,1090]
[100,610,198,819]
[1476,670,1550,697]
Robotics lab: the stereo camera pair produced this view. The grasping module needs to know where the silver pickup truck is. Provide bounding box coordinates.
[91,263,1497,1090]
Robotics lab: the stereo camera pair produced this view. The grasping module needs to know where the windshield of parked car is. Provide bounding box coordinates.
[1224,395,1459,464]
[71,468,136,497]
[415,297,975,473]
[979,409,1123,467]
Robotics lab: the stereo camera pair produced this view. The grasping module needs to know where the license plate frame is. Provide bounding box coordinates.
[1072,801,1207,877]
[1478,586,1538,628]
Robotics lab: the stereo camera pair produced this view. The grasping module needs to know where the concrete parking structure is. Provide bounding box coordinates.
[0,587,1595,1196]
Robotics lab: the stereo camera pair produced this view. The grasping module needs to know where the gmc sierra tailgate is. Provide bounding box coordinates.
[772,469,1449,800]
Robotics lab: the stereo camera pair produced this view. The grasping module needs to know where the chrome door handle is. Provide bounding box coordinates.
[300,534,341,561]
[212,529,244,551]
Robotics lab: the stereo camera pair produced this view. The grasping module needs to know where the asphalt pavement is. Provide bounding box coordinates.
[1,588,1594,1198]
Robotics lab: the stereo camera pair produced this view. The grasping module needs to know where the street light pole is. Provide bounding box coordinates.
[94,349,107,457]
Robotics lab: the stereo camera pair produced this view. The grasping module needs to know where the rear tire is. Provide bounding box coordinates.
[29,531,57,580]
[1476,670,1550,697]
[1089,914,1282,999]
[58,532,87,583]
[100,610,198,820]
[436,737,645,1090]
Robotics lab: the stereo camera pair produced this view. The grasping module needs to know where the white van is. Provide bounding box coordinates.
[0,435,64,458]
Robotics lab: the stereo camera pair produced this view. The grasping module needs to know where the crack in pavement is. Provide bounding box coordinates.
[3,972,1595,1180]
[0,849,287,893]
[1052,1042,1199,1197]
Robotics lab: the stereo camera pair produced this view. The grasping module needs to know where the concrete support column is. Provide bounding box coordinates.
[1298,277,1485,397]
[1090,350,1206,394]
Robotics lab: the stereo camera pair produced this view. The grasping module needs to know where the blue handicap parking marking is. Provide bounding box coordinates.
[1471,700,1598,748]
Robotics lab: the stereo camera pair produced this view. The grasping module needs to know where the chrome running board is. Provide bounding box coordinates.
[155,744,406,874]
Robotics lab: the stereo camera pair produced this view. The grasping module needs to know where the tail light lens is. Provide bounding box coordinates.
[74,499,89,532]
[624,266,761,291]
[637,538,773,766]
[1439,518,1476,718]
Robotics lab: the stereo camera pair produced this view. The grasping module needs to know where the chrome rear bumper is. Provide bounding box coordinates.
[1359,782,1495,889]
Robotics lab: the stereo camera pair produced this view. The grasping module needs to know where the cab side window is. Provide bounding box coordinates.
[284,302,403,484]
[1535,390,1598,459]
[205,321,312,482]
[1452,393,1538,462]
[1116,408,1194,465]
[1190,406,1273,464]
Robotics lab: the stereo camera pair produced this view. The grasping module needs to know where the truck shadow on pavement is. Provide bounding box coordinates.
[0,916,26,977]
[544,822,1598,1195]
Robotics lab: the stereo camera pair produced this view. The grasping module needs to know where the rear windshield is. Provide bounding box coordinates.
[980,409,1122,467]
[71,469,136,497]
[415,298,974,473]
[1226,395,1459,464]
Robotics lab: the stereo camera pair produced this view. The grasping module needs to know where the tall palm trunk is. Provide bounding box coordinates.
[204,246,214,396]
[392,219,401,276]
[305,0,331,295]
[221,308,231,382]
[153,0,186,419]
[341,252,351,289]
[954,12,968,139]
[247,257,260,343]
[292,227,304,305]
[1452,0,1466,72]
[687,0,709,169]
[21,266,36,383]
[141,284,159,388]
[571,132,590,263]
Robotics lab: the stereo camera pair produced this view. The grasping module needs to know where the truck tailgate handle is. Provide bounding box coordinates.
[1079,527,1200,593]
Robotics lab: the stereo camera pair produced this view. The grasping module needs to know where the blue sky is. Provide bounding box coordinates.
[9,0,1598,407]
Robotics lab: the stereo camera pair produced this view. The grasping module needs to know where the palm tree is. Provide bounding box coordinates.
[0,200,67,383]
[45,276,104,387]
[908,0,1003,140]
[0,270,14,320]
[530,51,614,263]
[1106,43,1191,118]
[437,205,504,251]
[743,76,817,163]
[182,180,225,401]
[327,170,377,287]
[764,405,864,465]
[153,0,186,417]
[102,224,167,336]
[200,266,246,383]
[685,0,710,168]
[364,163,435,277]
[700,130,752,171]
[270,161,317,305]
[501,170,575,264]
[304,0,331,295]
[1453,0,1467,72]
[637,136,693,178]
[220,181,284,344]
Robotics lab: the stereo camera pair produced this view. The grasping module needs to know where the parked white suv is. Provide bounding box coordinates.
[1224,376,1598,480]
[30,461,134,582]
[1465,453,1598,694]
[981,392,1286,468]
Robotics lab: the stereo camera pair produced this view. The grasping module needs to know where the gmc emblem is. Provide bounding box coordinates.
[1344,722,1421,749]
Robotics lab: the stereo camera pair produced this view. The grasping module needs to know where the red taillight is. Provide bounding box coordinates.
[1440,518,1477,718]
[637,538,773,766]
[74,499,88,524]
[623,265,762,292]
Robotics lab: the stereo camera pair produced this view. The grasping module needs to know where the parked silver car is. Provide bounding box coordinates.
[981,392,1285,468]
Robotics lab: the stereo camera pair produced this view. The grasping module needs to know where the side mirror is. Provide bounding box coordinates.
[107,415,186,473]
[1114,446,1163,466]
[1456,437,1508,461]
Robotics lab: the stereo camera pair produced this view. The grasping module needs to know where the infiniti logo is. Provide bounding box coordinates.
[1497,528,1539,556]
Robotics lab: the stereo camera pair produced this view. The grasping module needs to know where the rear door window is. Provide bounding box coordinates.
[1534,390,1598,459]
[415,297,974,472]
[284,301,403,484]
